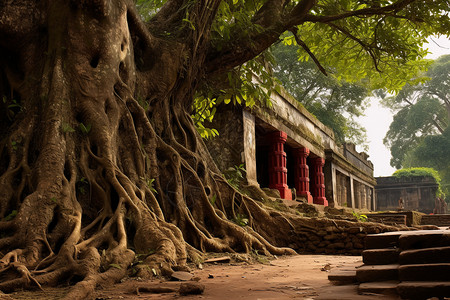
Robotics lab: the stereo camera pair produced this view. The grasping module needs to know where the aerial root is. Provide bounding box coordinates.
[0,250,43,292]
[9,262,43,291]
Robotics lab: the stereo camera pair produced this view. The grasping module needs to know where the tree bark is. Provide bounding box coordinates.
[0,0,297,297]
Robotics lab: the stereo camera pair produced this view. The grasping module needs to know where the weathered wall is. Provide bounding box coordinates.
[375,176,438,214]
[324,149,375,209]
[205,105,244,173]
[421,214,450,226]
[291,218,403,255]
[343,143,373,177]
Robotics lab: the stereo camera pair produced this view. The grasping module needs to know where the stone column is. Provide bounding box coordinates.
[242,110,258,186]
[268,131,291,200]
[361,185,367,209]
[293,147,312,203]
[311,157,328,206]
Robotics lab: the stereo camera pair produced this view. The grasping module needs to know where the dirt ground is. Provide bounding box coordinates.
[2,254,400,300]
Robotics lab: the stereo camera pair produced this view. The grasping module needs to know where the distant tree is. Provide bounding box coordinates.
[272,43,370,145]
[383,55,449,168]
[384,55,449,197]
[401,128,450,197]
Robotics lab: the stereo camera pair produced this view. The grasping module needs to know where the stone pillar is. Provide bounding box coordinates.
[268,131,292,200]
[311,157,328,206]
[293,147,313,203]
[242,110,258,186]
[361,185,367,209]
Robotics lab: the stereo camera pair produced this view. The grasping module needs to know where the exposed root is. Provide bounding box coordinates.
[0,0,302,297]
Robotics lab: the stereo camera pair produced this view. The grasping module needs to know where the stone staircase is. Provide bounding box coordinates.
[328,229,450,299]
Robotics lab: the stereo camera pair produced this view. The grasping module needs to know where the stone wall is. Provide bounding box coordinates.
[421,215,450,227]
[335,172,351,206]
[376,176,438,213]
[324,149,375,210]
[205,105,244,173]
[343,143,374,177]
[292,218,402,255]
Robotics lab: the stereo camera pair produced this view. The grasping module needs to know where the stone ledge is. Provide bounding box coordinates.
[397,281,450,300]
[355,264,399,282]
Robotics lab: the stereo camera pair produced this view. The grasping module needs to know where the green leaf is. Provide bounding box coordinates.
[62,123,76,133]
[109,264,122,269]
[3,210,17,221]
[79,123,91,134]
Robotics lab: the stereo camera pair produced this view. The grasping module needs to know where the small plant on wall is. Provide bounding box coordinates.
[224,164,246,189]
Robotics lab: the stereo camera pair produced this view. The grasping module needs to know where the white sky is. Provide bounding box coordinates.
[357,35,450,177]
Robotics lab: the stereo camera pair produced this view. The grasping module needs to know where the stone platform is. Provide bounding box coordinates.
[328,229,450,299]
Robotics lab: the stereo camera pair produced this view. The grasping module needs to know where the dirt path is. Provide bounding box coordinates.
[3,255,399,300]
[92,254,397,300]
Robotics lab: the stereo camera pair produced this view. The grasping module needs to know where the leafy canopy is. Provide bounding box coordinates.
[272,42,370,146]
[136,0,449,138]
[384,55,449,197]
[383,55,450,168]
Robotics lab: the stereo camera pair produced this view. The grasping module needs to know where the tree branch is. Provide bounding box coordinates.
[304,0,416,23]
[147,0,186,32]
[205,0,317,76]
[326,22,381,72]
[291,32,327,76]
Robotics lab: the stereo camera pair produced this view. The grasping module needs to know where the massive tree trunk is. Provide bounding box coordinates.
[0,0,298,297]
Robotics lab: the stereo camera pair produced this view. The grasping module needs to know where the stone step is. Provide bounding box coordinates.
[399,263,450,281]
[362,248,399,265]
[364,232,402,249]
[399,246,450,265]
[358,281,399,295]
[316,285,393,300]
[355,264,399,282]
[396,281,450,300]
[366,214,407,226]
[421,214,450,227]
[328,269,357,284]
[398,230,450,250]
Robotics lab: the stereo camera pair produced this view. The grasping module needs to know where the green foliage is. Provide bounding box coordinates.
[232,213,249,227]
[62,123,76,133]
[192,53,276,139]
[192,95,220,139]
[223,164,246,189]
[108,264,122,270]
[352,211,368,222]
[2,96,21,121]
[393,167,441,180]
[147,178,157,194]
[79,123,92,135]
[141,177,157,194]
[77,177,89,195]
[383,55,450,168]
[135,0,164,21]
[383,56,449,198]
[210,194,217,206]
[272,43,370,146]
[292,13,433,93]
[3,210,17,221]
[136,1,449,144]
